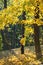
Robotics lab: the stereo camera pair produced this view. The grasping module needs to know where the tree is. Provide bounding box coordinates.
[33,1,42,59]
[1,0,8,50]
[0,0,43,59]
[21,11,26,54]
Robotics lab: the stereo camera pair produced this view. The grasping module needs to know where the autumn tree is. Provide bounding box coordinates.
[20,11,26,54]
[0,0,43,59]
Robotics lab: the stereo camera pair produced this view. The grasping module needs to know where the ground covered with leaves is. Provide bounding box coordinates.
[0,48,43,65]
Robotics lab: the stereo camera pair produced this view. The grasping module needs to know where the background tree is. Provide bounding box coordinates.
[34,1,42,59]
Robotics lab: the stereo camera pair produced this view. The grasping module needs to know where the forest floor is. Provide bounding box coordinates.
[0,47,43,65]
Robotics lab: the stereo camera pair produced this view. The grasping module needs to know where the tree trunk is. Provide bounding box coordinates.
[34,24,42,59]
[21,11,26,54]
[1,30,6,50]
[34,1,42,59]
[12,25,16,48]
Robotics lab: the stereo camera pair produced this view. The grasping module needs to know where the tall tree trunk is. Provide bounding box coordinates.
[34,1,42,59]
[1,30,6,49]
[12,25,16,48]
[1,29,11,50]
[21,24,25,54]
[21,11,26,54]
[34,24,42,59]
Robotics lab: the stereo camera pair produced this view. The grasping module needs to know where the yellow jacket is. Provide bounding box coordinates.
[20,37,26,46]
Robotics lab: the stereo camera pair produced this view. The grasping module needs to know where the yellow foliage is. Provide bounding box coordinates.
[0,0,43,30]
[24,26,34,37]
